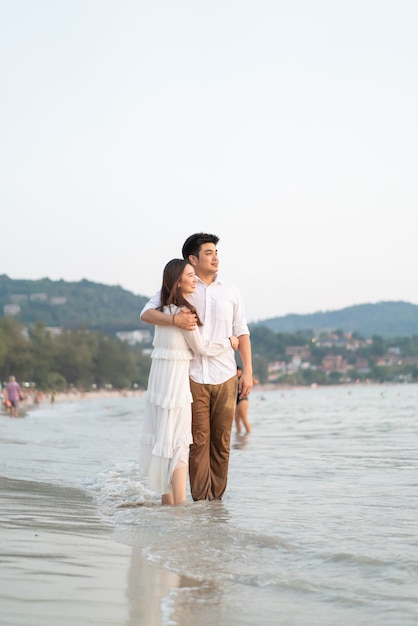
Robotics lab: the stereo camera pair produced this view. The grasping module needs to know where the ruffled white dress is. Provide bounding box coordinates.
[139,305,232,495]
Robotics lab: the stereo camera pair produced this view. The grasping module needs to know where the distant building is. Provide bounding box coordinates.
[388,346,400,355]
[116,329,153,345]
[285,346,311,360]
[354,358,370,373]
[30,293,48,302]
[321,354,347,372]
[46,327,63,336]
[268,361,287,372]
[285,346,311,370]
[346,339,362,351]
[50,297,67,305]
[10,294,28,303]
[4,304,21,316]
[375,354,402,367]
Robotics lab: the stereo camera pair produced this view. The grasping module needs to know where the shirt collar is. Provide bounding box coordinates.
[196,273,222,286]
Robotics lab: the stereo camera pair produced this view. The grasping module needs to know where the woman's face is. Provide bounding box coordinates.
[179,263,197,296]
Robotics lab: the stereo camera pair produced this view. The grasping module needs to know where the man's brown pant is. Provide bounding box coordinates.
[189,376,237,501]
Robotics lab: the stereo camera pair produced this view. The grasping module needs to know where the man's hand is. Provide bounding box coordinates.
[174,309,197,330]
[238,370,254,400]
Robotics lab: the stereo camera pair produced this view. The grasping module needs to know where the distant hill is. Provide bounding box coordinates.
[2,276,418,339]
[251,301,418,338]
[0,275,150,333]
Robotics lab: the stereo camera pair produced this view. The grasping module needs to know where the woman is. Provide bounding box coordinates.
[139,259,239,506]
[235,366,259,435]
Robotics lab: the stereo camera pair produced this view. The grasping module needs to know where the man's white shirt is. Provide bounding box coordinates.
[140,274,250,385]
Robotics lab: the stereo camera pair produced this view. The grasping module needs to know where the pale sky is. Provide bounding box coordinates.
[1,0,417,323]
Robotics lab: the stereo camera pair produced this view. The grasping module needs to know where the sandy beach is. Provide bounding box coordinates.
[0,475,199,626]
[0,387,240,626]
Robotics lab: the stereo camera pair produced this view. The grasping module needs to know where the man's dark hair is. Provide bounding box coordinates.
[182,233,219,260]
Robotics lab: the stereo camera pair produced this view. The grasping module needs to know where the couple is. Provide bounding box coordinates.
[139,232,253,505]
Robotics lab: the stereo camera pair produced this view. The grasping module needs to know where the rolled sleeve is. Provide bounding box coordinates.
[140,291,161,318]
[232,290,250,337]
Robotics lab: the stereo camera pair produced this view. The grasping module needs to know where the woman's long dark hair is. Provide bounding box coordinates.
[157,258,203,326]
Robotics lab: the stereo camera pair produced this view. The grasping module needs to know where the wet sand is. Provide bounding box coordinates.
[0,476,195,626]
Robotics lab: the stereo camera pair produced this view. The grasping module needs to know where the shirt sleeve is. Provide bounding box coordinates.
[140,291,161,317]
[181,328,232,356]
[232,286,250,337]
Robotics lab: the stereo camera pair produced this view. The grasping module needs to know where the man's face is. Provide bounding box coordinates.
[191,243,218,275]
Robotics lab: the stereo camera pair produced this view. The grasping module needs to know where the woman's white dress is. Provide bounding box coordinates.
[139,306,232,495]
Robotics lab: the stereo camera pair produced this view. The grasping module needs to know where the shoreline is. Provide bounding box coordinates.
[0,388,146,418]
[0,475,199,626]
[2,378,414,421]
[2,379,411,419]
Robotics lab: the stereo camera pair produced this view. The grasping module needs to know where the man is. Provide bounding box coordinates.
[141,233,253,501]
[5,375,21,418]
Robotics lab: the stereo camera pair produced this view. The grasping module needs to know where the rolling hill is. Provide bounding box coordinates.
[1,275,418,338]
[252,301,418,338]
[0,275,149,333]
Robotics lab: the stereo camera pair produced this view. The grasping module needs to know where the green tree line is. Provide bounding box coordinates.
[0,317,151,391]
[2,317,418,392]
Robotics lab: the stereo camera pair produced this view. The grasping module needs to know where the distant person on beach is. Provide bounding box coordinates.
[235,365,251,434]
[235,366,259,435]
[5,375,21,418]
[141,232,253,501]
[139,258,239,506]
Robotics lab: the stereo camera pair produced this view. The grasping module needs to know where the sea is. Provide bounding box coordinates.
[1,383,418,626]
